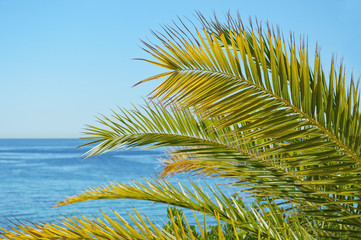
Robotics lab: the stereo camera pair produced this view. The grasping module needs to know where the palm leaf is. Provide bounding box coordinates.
[81,101,361,231]
[138,14,361,165]
[1,199,316,240]
[0,208,206,240]
[53,178,316,239]
[132,14,361,224]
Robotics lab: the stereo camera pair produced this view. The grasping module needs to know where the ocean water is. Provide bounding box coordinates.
[0,139,233,230]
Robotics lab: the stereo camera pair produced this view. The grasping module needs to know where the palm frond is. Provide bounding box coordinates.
[137,14,361,165]
[1,202,316,240]
[0,208,215,240]
[132,14,361,228]
[1,209,167,239]
[53,178,316,239]
[82,101,361,228]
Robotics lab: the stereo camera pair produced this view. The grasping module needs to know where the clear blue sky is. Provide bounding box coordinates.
[1,0,360,138]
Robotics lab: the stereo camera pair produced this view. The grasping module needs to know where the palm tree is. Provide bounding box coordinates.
[1,13,361,239]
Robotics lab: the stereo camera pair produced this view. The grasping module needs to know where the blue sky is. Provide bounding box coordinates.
[1,0,360,138]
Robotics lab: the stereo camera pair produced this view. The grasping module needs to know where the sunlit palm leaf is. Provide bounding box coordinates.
[133,14,361,225]
[53,178,316,239]
[0,208,209,240]
[0,203,315,240]
[82,101,361,229]
[137,14,361,166]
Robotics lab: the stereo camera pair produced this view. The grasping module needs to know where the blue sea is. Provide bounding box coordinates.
[0,139,234,230]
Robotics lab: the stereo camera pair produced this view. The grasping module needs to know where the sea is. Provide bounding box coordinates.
[0,139,236,230]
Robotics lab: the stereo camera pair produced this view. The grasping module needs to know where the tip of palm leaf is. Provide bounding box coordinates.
[132,80,144,87]
[52,201,65,208]
[52,198,74,208]
[54,194,86,207]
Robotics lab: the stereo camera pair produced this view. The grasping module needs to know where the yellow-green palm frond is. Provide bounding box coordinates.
[200,13,361,154]
[52,178,316,239]
[0,207,222,240]
[0,204,316,240]
[127,14,361,228]
[82,101,361,229]
[1,209,167,240]
[136,14,361,166]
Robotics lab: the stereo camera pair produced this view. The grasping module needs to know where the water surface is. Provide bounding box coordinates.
[0,139,234,229]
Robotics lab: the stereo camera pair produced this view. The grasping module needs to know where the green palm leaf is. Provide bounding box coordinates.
[133,14,361,221]
[79,14,361,235]
[0,207,316,240]
[1,208,207,240]
[54,178,316,239]
[139,15,360,164]
[80,102,361,230]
